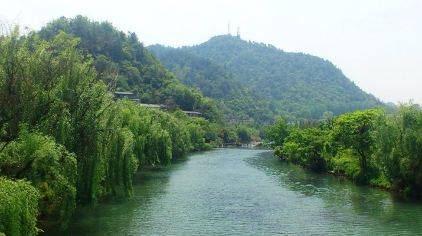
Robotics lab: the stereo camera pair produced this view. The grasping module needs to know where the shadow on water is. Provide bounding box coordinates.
[42,155,190,236]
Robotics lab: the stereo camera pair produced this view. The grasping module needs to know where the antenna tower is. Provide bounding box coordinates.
[228,22,231,35]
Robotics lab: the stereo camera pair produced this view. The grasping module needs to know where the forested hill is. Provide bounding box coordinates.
[37,16,220,121]
[149,35,382,121]
[148,45,274,123]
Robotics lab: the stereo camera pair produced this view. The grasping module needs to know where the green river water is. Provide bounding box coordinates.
[46,148,422,235]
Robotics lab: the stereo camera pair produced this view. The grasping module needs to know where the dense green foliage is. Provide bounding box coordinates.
[330,109,382,182]
[275,127,328,172]
[149,35,382,122]
[268,104,422,199]
[218,125,260,145]
[148,46,243,100]
[148,45,266,122]
[0,23,224,234]
[0,15,405,236]
[264,118,290,148]
[372,104,422,196]
[38,15,221,122]
[0,130,77,227]
[0,178,39,236]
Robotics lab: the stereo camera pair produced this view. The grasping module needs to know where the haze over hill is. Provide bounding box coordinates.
[149,35,382,122]
[1,2,422,235]
[34,15,382,124]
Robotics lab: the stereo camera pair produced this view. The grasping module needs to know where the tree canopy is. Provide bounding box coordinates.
[38,15,221,122]
[267,104,422,198]
[0,23,224,234]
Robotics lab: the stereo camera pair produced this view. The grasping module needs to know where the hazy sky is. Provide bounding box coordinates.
[2,0,421,104]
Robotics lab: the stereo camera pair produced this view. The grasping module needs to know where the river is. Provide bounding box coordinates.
[46,148,422,235]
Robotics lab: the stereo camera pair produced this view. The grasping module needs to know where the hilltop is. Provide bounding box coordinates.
[149,35,382,122]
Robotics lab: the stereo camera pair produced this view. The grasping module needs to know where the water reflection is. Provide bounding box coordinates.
[248,151,422,235]
[44,149,422,235]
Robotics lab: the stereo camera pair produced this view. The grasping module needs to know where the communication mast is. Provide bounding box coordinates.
[228,22,231,35]
[237,27,240,38]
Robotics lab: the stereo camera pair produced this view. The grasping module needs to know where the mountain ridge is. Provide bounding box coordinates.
[149,34,382,122]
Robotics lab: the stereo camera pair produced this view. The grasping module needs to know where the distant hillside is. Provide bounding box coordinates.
[37,16,221,121]
[148,45,273,122]
[149,35,382,121]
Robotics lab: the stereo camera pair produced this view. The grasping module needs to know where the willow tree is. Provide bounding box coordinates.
[0,177,39,236]
[373,104,422,197]
[0,131,77,227]
[0,29,115,204]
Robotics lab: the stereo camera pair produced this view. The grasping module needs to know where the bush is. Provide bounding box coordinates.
[0,131,77,228]
[275,128,327,172]
[330,149,361,181]
[0,177,40,236]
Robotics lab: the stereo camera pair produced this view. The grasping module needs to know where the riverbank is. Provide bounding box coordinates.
[266,107,422,201]
[273,152,418,201]
[221,141,263,148]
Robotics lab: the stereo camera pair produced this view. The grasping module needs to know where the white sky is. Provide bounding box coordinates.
[2,0,421,104]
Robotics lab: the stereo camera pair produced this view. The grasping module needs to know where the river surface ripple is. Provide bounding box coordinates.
[50,148,422,235]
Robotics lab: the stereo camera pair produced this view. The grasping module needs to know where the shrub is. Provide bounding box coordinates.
[0,177,40,236]
[0,131,77,228]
